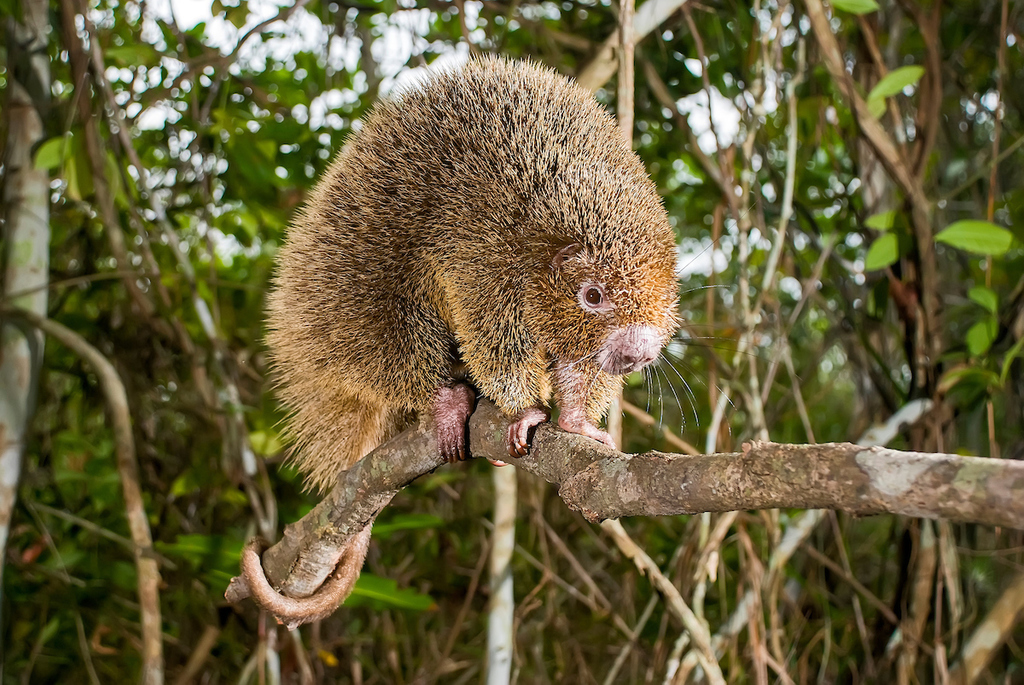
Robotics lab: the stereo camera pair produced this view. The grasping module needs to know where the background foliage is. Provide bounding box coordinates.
[2,0,1024,682]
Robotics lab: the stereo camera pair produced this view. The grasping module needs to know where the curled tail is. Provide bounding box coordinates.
[237,526,372,629]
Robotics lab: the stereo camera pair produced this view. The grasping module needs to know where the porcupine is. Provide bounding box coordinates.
[257,56,679,623]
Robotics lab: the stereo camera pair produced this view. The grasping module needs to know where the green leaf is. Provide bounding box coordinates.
[968,286,998,314]
[936,220,1015,256]
[111,560,139,591]
[65,146,83,200]
[868,66,926,102]
[39,617,61,644]
[1000,335,1024,386]
[864,210,898,231]
[348,574,436,611]
[866,66,925,117]
[226,2,250,28]
[938,366,1000,394]
[374,513,445,538]
[249,430,283,455]
[163,534,221,557]
[966,318,998,357]
[221,489,249,506]
[864,232,899,270]
[830,0,879,14]
[34,137,65,170]
[169,471,200,497]
[867,97,887,118]
[105,45,159,67]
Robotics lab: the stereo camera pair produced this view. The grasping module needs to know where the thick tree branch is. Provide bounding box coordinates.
[227,400,1024,617]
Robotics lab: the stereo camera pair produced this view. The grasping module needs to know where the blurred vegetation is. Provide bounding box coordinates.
[2,0,1024,682]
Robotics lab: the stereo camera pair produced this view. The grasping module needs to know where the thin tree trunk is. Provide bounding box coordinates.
[0,0,51,645]
[486,465,517,684]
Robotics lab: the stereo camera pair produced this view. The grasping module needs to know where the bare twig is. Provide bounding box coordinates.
[802,545,898,626]
[617,0,636,142]
[540,517,612,610]
[603,593,659,685]
[436,534,491,672]
[896,520,937,685]
[621,400,700,455]
[601,519,726,685]
[947,571,1024,685]
[29,501,176,569]
[74,611,101,685]
[576,0,691,90]
[509,532,609,616]
[605,538,687,684]
[984,0,1009,460]
[897,520,937,679]
[828,511,877,678]
[641,59,726,192]
[171,626,221,685]
[755,38,805,307]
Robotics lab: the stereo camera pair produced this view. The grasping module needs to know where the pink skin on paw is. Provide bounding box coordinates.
[551,359,617,450]
[558,409,616,448]
[506,406,551,459]
[432,383,477,463]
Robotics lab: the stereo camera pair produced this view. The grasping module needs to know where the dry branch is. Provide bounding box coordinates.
[948,571,1024,685]
[601,519,725,685]
[226,399,1024,619]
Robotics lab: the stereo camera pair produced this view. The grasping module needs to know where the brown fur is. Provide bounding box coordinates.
[267,56,678,492]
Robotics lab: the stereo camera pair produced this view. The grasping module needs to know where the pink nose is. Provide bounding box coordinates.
[599,325,663,375]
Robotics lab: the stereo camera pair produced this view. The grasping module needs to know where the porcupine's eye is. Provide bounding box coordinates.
[578,282,612,313]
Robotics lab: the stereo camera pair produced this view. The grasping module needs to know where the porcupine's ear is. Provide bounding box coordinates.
[550,243,583,272]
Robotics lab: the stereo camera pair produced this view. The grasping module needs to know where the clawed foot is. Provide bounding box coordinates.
[433,383,477,463]
[559,412,616,449]
[506,406,551,458]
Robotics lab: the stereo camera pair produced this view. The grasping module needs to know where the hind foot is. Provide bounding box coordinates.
[432,383,477,463]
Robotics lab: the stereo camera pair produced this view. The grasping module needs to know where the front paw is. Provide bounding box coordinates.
[506,406,551,458]
[585,427,616,448]
[558,413,617,449]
